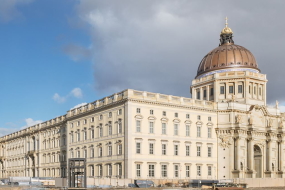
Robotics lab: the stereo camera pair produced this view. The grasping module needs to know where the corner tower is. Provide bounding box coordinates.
[191,18,267,105]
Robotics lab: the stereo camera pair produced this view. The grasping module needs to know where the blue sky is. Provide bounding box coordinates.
[1,0,285,136]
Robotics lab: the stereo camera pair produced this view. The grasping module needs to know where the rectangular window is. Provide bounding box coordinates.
[249,86,251,93]
[108,112,112,118]
[208,128,212,138]
[210,88,214,96]
[259,88,261,96]
[98,165,103,177]
[163,111,166,116]
[84,150,87,158]
[77,131,80,141]
[197,126,201,137]
[98,147,102,157]
[149,165,155,177]
[118,109,122,115]
[83,131,87,140]
[208,147,212,157]
[254,87,256,94]
[186,145,190,156]
[150,110,154,115]
[118,144,122,155]
[197,166,201,176]
[197,115,201,120]
[186,166,190,177]
[229,86,234,93]
[162,144,166,155]
[174,124,178,135]
[149,143,154,154]
[99,115,103,120]
[174,145,179,156]
[220,86,225,94]
[208,116,211,121]
[161,165,167,177]
[174,165,179,177]
[136,143,141,154]
[136,120,141,132]
[149,122,154,133]
[118,121,122,134]
[208,166,212,176]
[162,123,166,134]
[91,129,94,139]
[99,128,103,137]
[186,114,190,119]
[118,164,122,176]
[137,108,141,113]
[197,146,201,157]
[91,148,94,158]
[108,164,112,176]
[108,146,112,156]
[203,89,206,98]
[91,117,94,122]
[197,91,201,99]
[108,125,112,135]
[175,113,178,117]
[136,164,141,177]
[238,85,243,93]
[186,125,190,136]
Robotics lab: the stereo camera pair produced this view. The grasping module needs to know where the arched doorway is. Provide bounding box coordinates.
[254,145,262,178]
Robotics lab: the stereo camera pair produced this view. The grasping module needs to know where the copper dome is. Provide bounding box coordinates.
[196,22,260,78]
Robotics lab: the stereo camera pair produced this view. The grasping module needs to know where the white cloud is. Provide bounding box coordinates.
[53,88,83,103]
[0,128,17,137]
[71,88,83,98]
[71,102,87,110]
[0,0,34,22]
[53,93,66,103]
[21,118,43,129]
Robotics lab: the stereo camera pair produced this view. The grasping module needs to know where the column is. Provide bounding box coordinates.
[206,85,210,101]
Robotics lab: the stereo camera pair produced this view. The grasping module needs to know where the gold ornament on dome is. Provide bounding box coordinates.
[221,17,233,34]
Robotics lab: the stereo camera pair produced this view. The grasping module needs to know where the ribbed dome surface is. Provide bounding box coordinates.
[196,44,259,78]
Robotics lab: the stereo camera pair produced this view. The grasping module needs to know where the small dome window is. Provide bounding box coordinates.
[245,62,248,65]
[237,62,241,64]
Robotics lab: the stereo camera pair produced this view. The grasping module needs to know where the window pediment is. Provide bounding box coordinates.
[196,121,203,125]
[134,114,144,120]
[161,117,168,122]
[185,120,192,124]
[173,119,181,123]
[148,116,156,120]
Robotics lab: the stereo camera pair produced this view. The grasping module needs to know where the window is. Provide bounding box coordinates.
[71,123,74,128]
[136,108,141,113]
[77,150,80,158]
[84,149,87,158]
[186,125,190,136]
[99,115,103,120]
[118,120,122,134]
[83,130,87,140]
[90,165,94,176]
[149,143,154,154]
[186,166,190,177]
[77,130,80,141]
[118,109,122,115]
[254,87,256,94]
[91,128,94,139]
[197,146,201,157]
[174,145,179,156]
[208,147,212,157]
[136,143,141,154]
[259,88,262,96]
[108,125,112,135]
[118,144,122,155]
[149,165,155,177]
[136,164,141,177]
[175,113,178,117]
[91,117,94,122]
[210,88,214,96]
[186,114,190,119]
[197,115,201,120]
[203,89,206,98]
[83,119,87,124]
[161,165,167,177]
[99,127,103,137]
[91,148,94,158]
[174,124,178,135]
[229,86,234,94]
[208,116,211,121]
[249,86,251,93]
[208,128,212,138]
[162,123,166,134]
[197,91,200,99]
[220,86,225,94]
[238,85,243,93]
[118,164,122,176]
[77,121,80,126]
[98,147,102,157]
[174,165,179,177]
[136,120,141,132]
[162,144,166,155]
[108,112,112,118]
[150,110,154,115]
[163,111,166,116]
[108,164,112,176]
[149,122,154,133]
[197,126,201,137]
[98,165,103,177]
[108,145,112,156]
[208,166,212,176]
[186,145,190,156]
[197,165,201,176]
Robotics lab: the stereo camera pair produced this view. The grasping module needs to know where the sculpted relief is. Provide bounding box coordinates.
[218,135,232,148]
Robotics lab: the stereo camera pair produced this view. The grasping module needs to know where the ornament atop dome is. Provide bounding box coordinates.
[221,17,233,35]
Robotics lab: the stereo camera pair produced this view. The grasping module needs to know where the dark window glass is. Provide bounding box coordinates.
[220,86,225,94]
[229,86,234,94]
[197,91,200,99]
[238,85,243,93]
[203,90,206,98]
[210,88,214,96]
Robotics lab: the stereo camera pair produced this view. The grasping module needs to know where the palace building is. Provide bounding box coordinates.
[0,20,284,184]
